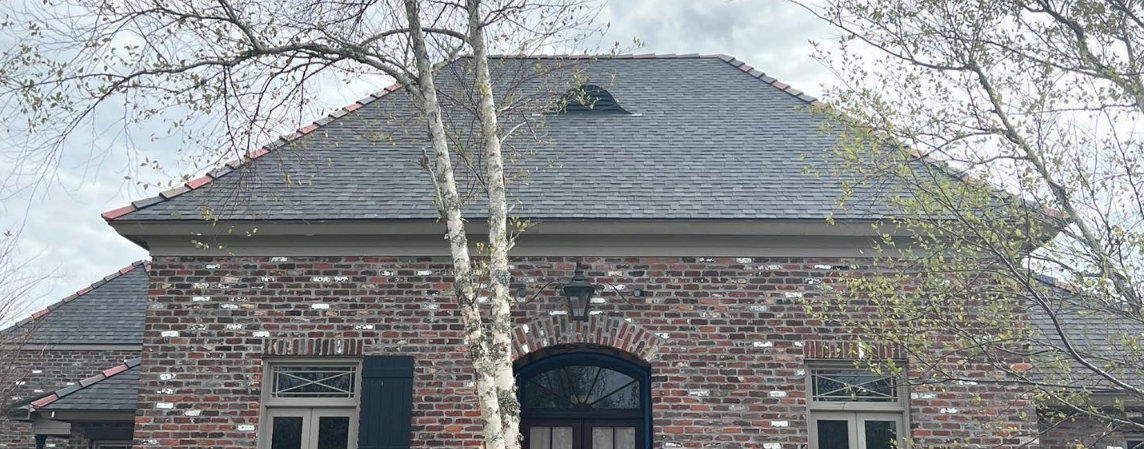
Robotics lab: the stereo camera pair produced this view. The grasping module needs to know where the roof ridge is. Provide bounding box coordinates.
[11,260,149,329]
[710,54,825,107]
[100,82,406,221]
[28,357,141,411]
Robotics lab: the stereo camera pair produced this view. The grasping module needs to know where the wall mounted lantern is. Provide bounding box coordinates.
[517,262,645,321]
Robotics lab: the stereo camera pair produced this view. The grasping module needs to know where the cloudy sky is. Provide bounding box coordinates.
[0,0,837,314]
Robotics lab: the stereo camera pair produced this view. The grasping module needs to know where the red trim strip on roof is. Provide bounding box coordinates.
[28,358,141,412]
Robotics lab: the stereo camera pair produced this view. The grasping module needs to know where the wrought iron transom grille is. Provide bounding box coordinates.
[272,366,358,399]
[810,368,898,403]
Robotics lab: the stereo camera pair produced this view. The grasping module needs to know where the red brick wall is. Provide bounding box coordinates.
[134,256,1040,448]
[0,348,139,449]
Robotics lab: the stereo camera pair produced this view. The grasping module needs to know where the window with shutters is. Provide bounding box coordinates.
[807,364,908,449]
[259,359,360,449]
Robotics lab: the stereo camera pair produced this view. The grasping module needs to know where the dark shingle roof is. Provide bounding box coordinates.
[103,54,901,222]
[3,261,147,346]
[1028,276,1144,391]
[29,358,139,412]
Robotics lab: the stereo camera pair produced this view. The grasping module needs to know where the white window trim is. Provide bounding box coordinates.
[258,358,362,449]
[806,361,910,449]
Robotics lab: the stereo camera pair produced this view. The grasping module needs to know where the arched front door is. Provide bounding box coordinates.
[516,352,650,449]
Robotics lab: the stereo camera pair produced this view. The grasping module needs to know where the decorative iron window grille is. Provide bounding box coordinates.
[810,369,899,403]
[272,366,357,399]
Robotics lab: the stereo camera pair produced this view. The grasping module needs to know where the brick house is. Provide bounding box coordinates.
[2,54,1138,449]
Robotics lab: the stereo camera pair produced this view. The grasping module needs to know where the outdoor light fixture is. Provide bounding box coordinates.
[517,262,646,321]
[561,264,596,321]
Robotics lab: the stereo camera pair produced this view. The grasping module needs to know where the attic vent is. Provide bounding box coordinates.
[558,84,629,114]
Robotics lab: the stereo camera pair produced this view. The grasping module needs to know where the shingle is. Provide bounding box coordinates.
[114,57,902,222]
[1,265,147,345]
[1026,278,1144,390]
[39,362,139,412]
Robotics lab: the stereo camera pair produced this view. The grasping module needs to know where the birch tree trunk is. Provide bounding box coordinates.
[466,1,522,447]
[403,2,508,449]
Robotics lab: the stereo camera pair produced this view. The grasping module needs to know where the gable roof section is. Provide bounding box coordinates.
[3,261,148,346]
[1027,276,1144,392]
[101,54,904,223]
[28,358,140,413]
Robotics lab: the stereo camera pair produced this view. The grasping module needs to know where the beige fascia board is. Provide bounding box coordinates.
[140,233,908,257]
[115,218,913,257]
[42,410,136,422]
[110,218,898,238]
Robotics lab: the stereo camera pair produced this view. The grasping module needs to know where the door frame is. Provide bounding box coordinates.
[521,418,645,449]
[516,352,652,449]
[808,411,904,449]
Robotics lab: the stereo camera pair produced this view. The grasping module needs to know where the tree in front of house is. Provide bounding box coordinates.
[0,1,605,448]
[799,0,1144,444]
[0,229,50,415]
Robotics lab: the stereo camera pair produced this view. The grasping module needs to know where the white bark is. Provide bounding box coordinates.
[403,2,507,449]
[466,1,522,448]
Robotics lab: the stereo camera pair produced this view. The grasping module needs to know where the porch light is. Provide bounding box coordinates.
[561,264,596,321]
[516,261,646,322]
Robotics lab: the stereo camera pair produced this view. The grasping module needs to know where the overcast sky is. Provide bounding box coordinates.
[0,0,837,315]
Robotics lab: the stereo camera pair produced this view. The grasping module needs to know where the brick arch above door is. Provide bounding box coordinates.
[511,316,665,363]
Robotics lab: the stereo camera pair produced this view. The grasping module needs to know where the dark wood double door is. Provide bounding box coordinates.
[523,419,642,449]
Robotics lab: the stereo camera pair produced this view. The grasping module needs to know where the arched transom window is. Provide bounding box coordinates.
[517,353,650,449]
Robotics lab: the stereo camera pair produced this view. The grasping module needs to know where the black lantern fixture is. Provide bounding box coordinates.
[517,261,646,321]
[561,263,597,321]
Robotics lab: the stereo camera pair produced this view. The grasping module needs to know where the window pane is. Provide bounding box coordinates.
[586,368,634,403]
[816,420,850,449]
[271,416,305,449]
[524,365,640,409]
[317,416,350,449]
[1130,442,1144,449]
[552,427,574,449]
[592,381,640,409]
[565,366,598,404]
[863,420,897,449]
[530,427,552,449]
[615,427,636,449]
[525,379,575,409]
[592,427,614,449]
[812,369,897,402]
[273,367,357,398]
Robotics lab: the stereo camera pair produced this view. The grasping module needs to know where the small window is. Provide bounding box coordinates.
[811,369,898,403]
[260,360,360,449]
[523,364,640,409]
[557,85,629,114]
[807,364,906,449]
[272,366,357,399]
[1128,439,1144,449]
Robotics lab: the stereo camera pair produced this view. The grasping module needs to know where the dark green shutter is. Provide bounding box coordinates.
[358,356,414,449]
